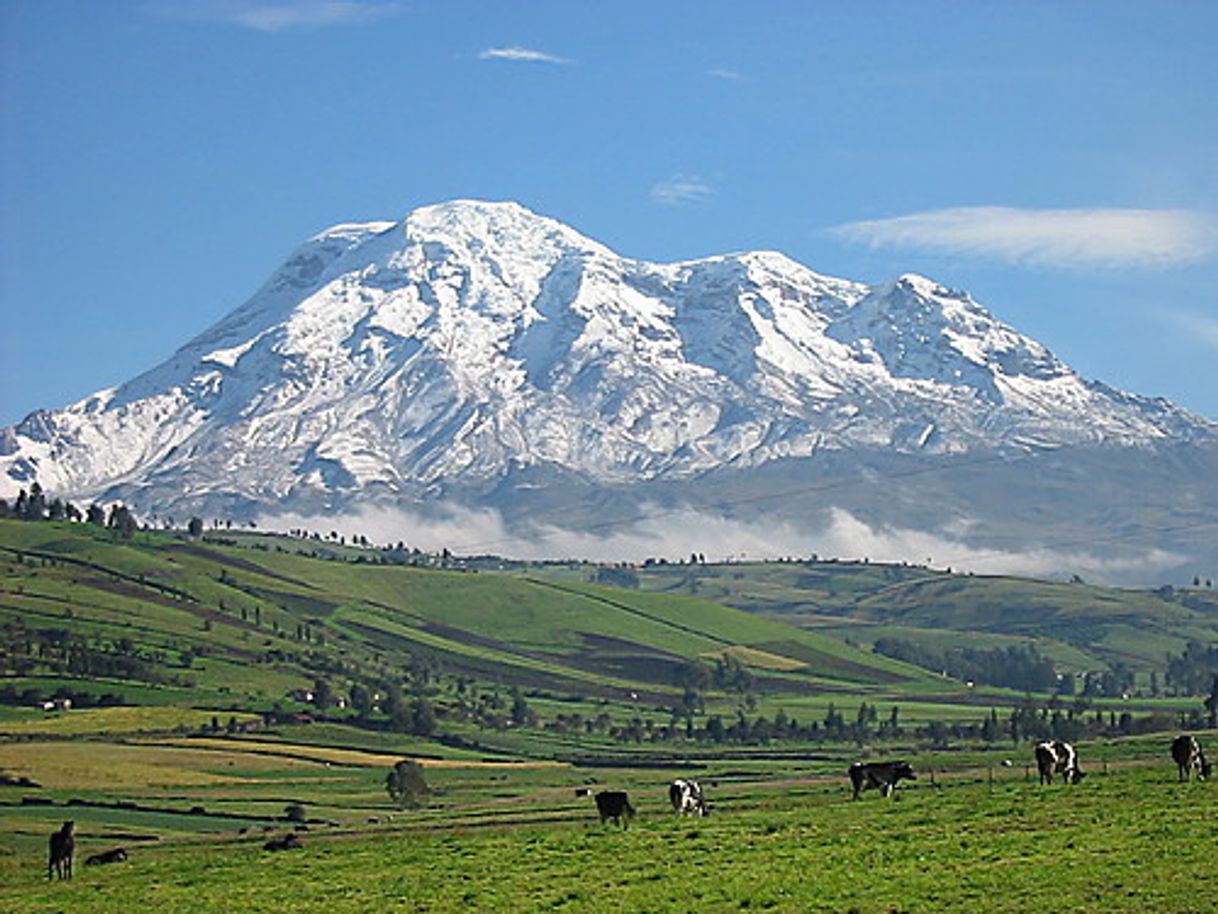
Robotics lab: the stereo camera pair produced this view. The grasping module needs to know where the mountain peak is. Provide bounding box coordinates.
[404,198,613,258]
[2,200,1214,527]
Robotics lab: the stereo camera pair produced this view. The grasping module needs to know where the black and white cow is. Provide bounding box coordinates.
[593,790,636,828]
[848,760,916,800]
[1035,740,1085,784]
[669,778,707,816]
[1171,735,1211,782]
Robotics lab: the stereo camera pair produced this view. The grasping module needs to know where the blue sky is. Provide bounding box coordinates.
[2,0,1216,425]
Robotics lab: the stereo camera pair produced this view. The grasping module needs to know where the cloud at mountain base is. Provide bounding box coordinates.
[256,502,1181,585]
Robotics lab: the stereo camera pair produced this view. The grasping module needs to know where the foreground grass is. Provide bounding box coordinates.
[3,764,1214,913]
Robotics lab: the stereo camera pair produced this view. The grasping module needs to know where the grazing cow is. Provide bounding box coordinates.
[848,761,916,800]
[669,778,708,816]
[1035,740,1085,784]
[593,790,636,828]
[85,847,128,866]
[1171,735,1212,782]
[47,820,75,881]
[263,833,303,851]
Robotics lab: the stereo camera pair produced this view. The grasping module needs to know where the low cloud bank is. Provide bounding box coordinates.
[257,502,1182,585]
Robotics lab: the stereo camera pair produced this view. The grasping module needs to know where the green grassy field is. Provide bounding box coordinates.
[2,742,1215,914]
[4,520,1218,911]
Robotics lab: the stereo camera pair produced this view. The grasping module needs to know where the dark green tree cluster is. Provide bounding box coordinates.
[0,681,126,709]
[0,483,82,523]
[872,638,1058,692]
[385,759,430,808]
[1166,641,1218,695]
[0,483,139,539]
[1078,663,1135,698]
[0,622,172,685]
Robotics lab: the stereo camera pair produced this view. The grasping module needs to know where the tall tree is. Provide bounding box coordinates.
[1206,676,1218,729]
[107,505,137,540]
[26,483,46,520]
[385,759,430,809]
[410,697,436,736]
[311,678,335,710]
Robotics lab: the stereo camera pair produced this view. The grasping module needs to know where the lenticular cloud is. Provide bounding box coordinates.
[831,206,1218,268]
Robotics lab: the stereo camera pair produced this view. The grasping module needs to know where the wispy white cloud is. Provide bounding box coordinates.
[1169,311,1218,349]
[650,173,712,206]
[151,0,400,32]
[478,46,573,64]
[830,206,1218,268]
[707,68,743,81]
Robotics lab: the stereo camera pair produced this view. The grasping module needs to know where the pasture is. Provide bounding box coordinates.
[1,746,1215,913]
[4,521,1218,910]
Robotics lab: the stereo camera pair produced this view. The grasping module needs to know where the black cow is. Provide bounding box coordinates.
[669,778,707,816]
[593,790,636,828]
[1171,735,1212,782]
[85,847,128,866]
[263,833,303,851]
[848,760,916,799]
[1035,740,1085,784]
[47,820,75,881]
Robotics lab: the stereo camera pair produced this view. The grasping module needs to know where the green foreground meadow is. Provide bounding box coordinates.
[3,759,1215,914]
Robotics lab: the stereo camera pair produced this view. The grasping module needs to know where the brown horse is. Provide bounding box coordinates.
[48,820,75,880]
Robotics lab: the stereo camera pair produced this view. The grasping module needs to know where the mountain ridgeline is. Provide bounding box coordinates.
[2,200,1216,583]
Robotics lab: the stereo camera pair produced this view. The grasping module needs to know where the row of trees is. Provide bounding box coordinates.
[0,682,128,709]
[1165,641,1218,696]
[0,483,138,538]
[0,622,180,686]
[535,695,1211,748]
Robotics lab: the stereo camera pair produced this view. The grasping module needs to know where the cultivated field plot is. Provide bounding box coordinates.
[2,760,1215,914]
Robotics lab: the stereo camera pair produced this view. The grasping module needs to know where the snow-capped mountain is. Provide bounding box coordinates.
[3,200,1215,580]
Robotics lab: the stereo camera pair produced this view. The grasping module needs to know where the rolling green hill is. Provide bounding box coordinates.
[536,558,1218,679]
[0,520,940,735]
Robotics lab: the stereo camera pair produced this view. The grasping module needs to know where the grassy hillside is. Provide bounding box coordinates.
[549,559,1218,677]
[0,520,929,706]
[4,518,969,770]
